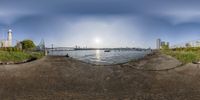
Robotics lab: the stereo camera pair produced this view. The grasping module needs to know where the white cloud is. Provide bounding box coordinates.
[0,9,37,25]
[161,9,200,24]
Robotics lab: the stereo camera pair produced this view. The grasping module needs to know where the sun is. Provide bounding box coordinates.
[94,37,101,44]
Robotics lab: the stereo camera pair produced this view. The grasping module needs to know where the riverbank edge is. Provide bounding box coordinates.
[64,50,185,71]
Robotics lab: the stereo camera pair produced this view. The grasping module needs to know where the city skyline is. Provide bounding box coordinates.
[1,0,200,48]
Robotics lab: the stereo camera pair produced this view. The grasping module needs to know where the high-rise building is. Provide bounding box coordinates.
[161,41,165,46]
[156,38,161,49]
[166,42,169,47]
[7,29,12,47]
[156,38,170,49]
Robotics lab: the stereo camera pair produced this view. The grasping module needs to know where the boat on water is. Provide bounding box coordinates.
[104,50,111,52]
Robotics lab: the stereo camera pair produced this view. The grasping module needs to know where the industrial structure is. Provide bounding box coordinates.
[1,29,12,47]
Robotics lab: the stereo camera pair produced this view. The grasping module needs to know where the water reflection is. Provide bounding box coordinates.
[96,50,100,60]
[48,50,151,65]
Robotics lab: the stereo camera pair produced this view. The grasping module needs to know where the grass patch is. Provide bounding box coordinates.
[29,51,44,59]
[161,49,200,64]
[0,51,44,63]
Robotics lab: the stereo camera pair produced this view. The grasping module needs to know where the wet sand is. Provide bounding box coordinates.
[0,53,200,100]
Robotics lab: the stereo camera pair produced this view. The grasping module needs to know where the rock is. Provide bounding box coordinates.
[66,54,69,58]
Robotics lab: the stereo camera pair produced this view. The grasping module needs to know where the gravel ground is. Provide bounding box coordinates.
[0,54,199,100]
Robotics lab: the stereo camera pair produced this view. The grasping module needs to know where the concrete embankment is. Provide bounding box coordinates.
[0,54,199,100]
[124,52,183,71]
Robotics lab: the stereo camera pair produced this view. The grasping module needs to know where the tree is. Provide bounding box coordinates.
[185,43,191,48]
[20,40,36,50]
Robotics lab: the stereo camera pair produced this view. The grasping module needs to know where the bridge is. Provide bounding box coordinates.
[46,47,74,51]
[46,47,151,51]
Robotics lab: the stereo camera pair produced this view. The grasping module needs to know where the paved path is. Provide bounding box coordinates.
[0,56,199,100]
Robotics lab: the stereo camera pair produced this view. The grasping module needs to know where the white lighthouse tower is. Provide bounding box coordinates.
[7,29,12,47]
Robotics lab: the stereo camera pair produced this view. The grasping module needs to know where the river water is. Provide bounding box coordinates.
[48,50,151,65]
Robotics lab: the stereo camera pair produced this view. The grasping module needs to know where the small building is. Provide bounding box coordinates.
[1,29,12,47]
[16,42,22,49]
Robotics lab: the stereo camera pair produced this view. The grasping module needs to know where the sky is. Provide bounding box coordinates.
[0,0,200,48]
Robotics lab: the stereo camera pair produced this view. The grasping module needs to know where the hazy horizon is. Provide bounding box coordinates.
[1,0,200,48]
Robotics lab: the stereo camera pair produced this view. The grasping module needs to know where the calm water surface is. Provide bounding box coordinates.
[49,50,151,65]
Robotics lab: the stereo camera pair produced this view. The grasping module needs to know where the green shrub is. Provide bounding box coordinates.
[0,47,22,52]
[0,51,31,62]
[30,52,44,59]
